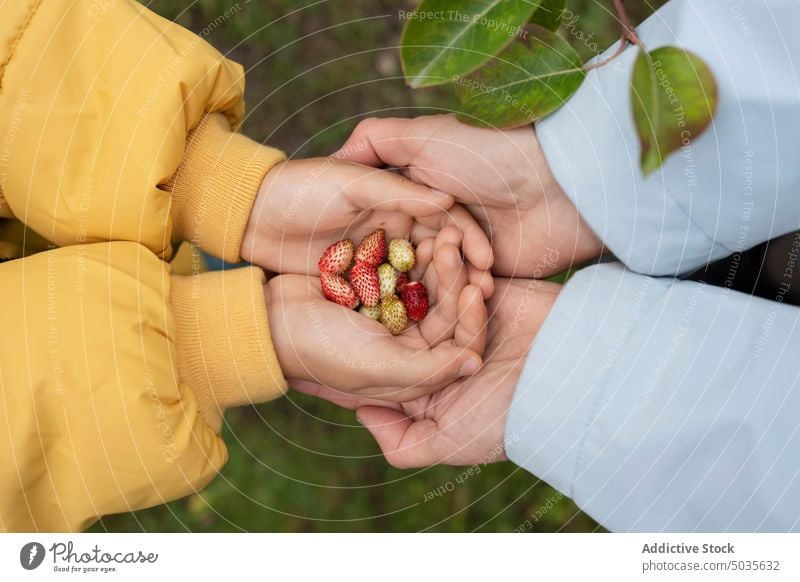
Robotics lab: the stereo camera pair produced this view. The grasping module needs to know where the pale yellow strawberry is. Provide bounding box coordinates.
[379,296,407,335]
[377,263,398,297]
[359,304,381,321]
[388,239,415,272]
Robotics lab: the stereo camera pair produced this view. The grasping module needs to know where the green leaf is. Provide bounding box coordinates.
[531,0,566,32]
[631,46,718,175]
[453,25,586,128]
[400,0,542,88]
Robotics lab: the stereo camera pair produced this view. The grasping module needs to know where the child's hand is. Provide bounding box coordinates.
[408,226,488,355]
[240,158,493,289]
[265,227,488,401]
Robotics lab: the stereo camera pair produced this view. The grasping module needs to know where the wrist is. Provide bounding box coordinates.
[241,161,284,265]
[263,277,303,383]
[530,280,562,339]
[168,112,286,264]
[545,185,605,267]
[528,128,604,274]
[171,267,288,433]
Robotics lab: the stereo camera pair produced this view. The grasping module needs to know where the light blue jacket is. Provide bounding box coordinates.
[506,0,800,532]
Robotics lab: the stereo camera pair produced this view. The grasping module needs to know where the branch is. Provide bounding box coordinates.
[584,36,627,71]
[612,0,643,48]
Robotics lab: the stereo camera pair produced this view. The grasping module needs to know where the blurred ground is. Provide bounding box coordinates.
[91,0,666,533]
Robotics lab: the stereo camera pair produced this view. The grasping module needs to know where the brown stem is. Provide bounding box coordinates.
[584,35,627,71]
[584,1,648,73]
[612,0,643,48]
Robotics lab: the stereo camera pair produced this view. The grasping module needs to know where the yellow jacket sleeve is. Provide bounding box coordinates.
[0,242,286,531]
[0,0,284,262]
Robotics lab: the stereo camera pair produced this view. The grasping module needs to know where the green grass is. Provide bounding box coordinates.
[92,397,598,532]
[91,0,664,533]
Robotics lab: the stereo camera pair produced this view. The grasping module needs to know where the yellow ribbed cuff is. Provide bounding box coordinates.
[166,112,286,263]
[169,266,288,433]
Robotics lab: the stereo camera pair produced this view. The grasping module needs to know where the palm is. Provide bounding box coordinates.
[380,279,558,466]
[246,161,419,274]
[268,235,484,401]
[294,278,560,467]
[255,209,415,275]
[428,301,539,455]
[241,158,464,275]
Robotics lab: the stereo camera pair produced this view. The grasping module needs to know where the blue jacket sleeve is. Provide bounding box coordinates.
[536,0,800,276]
[505,262,800,531]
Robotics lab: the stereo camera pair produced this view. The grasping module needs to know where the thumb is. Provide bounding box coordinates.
[344,165,453,217]
[290,379,402,412]
[377,342,481,400]
[455,285,488,357]
[356,406,441,468]
[336,117,418,168]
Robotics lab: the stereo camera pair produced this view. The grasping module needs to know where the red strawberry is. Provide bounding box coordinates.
[401,281,429,321]
[396,272,410,294]
[320,271,359,309]
[355,229,386,265]
[318,239,354,274]
[350,262,381,307]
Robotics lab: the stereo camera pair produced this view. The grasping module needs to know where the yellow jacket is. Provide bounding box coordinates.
[0,0,288,531]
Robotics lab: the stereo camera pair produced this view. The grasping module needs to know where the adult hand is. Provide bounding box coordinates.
[265,226,487,402]
[241,157,494,284]
[336,115,603,278]
[294,277,560,466]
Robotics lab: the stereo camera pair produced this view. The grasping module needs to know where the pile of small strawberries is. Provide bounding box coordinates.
[318,229,429,334]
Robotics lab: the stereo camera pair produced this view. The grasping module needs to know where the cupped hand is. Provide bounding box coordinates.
[295,277,560,467]
[266,227,488,402]
[336,115,603,278]
[240,157,493,280]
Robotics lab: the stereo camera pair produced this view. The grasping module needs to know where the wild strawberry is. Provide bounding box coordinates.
[379,295,407,335]
[318,239,354,274]
[320,271,359,309]
[401,281,429,321]
[359,304,381,321]
[396,272,410,294]
[377,263,398,297]
[388,239,415,272]
[355,229,386,265]
[350,262,380,307]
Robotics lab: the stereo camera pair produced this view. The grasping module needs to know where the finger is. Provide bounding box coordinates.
[335,117,418,168]
[434,223,463,250]
[432,245,468,334]
[400,394,434,422]
[446,205,494,272]
[419,242,466,345]
[455,285,488,356]
[290,380,402,412]
[467,264,495,299]
[432,234,468,322]
[405,342,480,388]
[356,406,441,468]
[410,237,435,281]
[343,166,453,217]
[364,342,481,400]
[413,207,494,273]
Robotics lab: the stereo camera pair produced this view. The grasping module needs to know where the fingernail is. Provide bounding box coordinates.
[431,189,449,197]
[459,358,481,377]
